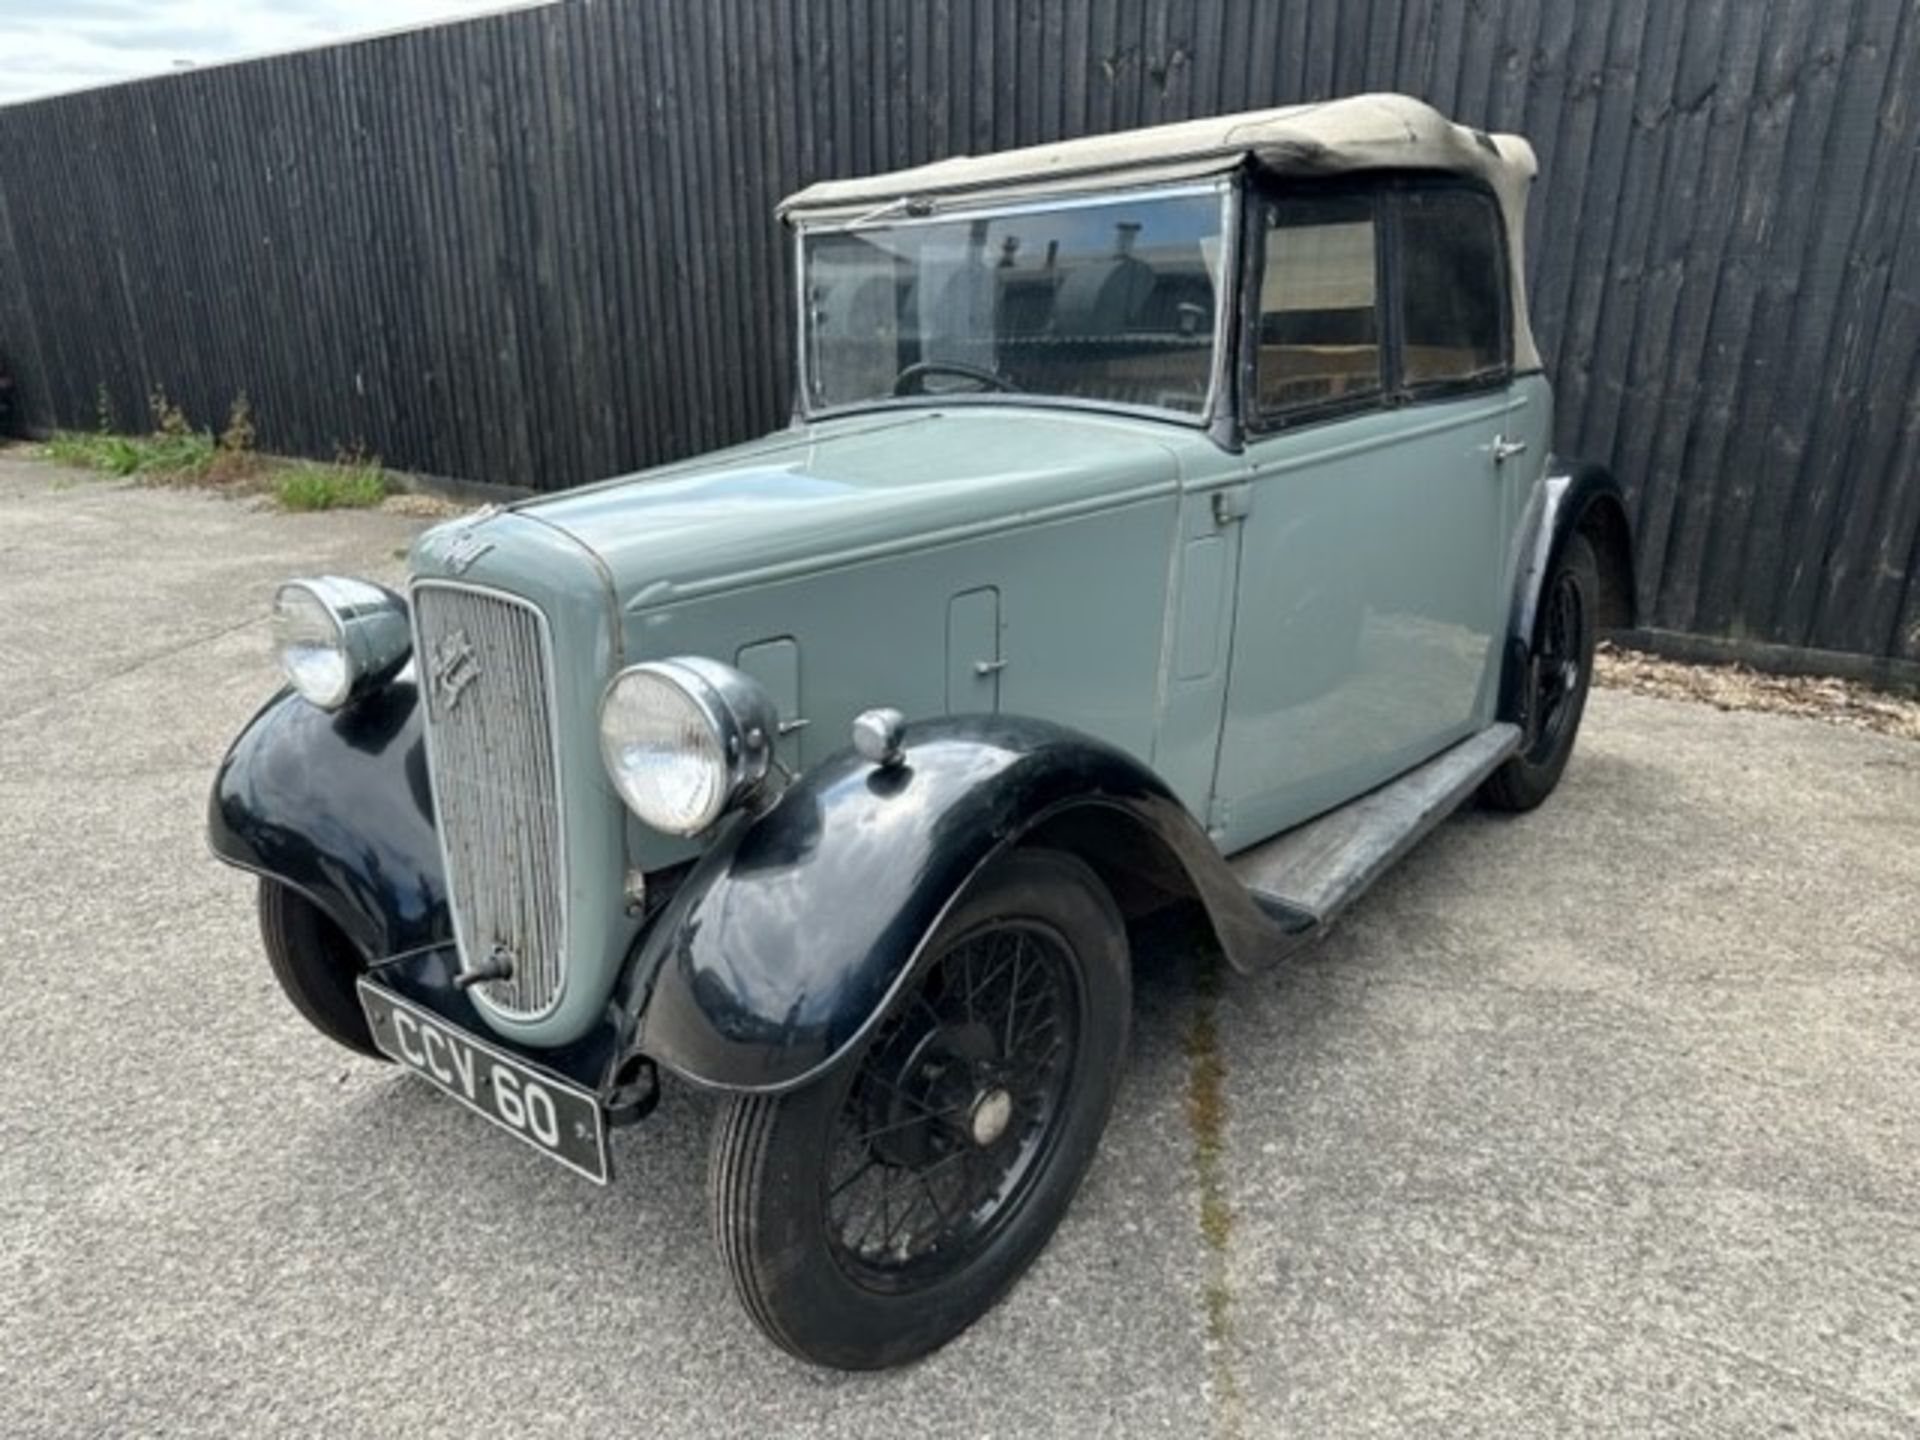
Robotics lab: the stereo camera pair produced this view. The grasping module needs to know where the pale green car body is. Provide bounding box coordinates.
[410,369,1553,1048]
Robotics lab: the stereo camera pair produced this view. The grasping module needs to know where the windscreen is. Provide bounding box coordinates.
[802,188,1228,418]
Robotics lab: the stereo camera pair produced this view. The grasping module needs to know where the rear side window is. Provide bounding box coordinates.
[1253,195,1381,419]
[1396,188,1507,388]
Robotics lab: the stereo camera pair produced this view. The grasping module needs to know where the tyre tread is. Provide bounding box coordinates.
[1483,531,1599,814]
[710,1093,806,1361]
[704,847,1130,1369]
[256,880,385,1058]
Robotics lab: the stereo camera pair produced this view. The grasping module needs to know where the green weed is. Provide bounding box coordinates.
[41,431,111,468]
[45,388,393,511]
[39,385,216,480]
[274,456,388,511]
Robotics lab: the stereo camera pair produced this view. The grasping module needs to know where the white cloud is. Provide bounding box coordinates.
[0,0,548,106]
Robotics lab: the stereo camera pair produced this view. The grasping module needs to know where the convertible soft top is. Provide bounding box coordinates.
[781,92,1541,370]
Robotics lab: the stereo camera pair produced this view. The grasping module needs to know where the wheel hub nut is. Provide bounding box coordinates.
[969,1088,1014,1147]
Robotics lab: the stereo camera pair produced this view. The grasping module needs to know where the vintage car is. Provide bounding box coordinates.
[209,94,1634,1369]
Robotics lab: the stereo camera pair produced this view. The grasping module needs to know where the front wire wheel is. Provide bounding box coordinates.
[826,917,1076,1287]
[708,848,1130,1369]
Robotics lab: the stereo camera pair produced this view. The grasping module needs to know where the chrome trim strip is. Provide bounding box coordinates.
[1205,180,1242,431]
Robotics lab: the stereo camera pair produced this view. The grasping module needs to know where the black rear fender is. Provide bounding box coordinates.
[1500,459,1638,722]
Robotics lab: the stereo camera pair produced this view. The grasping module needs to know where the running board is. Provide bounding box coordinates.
[1228,723,1522,933]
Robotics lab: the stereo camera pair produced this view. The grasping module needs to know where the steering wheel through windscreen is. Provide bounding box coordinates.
[891,360,1022,396]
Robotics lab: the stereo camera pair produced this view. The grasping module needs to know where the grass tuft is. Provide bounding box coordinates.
[40,387,217,481]
[41,389,395,513]
[38,427,215,478]
[274,458,388,511]
[41,431,111,468]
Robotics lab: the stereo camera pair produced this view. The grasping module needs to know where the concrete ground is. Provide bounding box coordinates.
[1,447,1915,1438]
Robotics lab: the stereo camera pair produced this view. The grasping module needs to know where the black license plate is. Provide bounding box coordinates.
[357,979,610,1184]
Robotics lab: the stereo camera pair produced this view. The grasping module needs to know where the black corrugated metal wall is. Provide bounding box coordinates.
[0,0,1916,665]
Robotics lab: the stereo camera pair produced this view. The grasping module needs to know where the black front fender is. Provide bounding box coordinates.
[629,715,1289,1095]
[207,677,449,962]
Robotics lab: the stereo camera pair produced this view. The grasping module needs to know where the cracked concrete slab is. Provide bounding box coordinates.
[1,447,1915,1437]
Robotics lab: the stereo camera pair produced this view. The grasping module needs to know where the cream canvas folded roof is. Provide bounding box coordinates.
[781,93,1542,371]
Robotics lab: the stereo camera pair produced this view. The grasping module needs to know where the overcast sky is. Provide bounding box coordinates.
[0,0,544,106]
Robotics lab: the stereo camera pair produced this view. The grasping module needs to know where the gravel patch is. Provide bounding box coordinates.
[1596,640,1920,741]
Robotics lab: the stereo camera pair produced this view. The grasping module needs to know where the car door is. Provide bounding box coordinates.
[1206,178,1519,851]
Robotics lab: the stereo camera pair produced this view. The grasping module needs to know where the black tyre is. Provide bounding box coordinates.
[709,848,1130,1370]
[1483,530,1599,813]
[257,880,386,1060]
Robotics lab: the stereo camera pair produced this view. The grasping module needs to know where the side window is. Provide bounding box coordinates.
[1396,188,1507,388]
[1254,195,1381,420]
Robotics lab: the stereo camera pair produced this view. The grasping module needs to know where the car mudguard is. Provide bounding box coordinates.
[206,675,451,963]
[1499,458,1638,723]
[626,714,1299,1095]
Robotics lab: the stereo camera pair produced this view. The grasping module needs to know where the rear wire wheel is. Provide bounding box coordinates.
[257,880,386,1059]
[708,848,1130,1369]
[1483,530,1599,812]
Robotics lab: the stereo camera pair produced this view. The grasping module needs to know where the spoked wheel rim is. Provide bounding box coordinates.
[824,919,1081,1292]
[1529,567,1588,762]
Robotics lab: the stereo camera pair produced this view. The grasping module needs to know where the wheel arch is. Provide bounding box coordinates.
[1013,803,1267,980]
[1571,481,1637,631]
[1501,458,1637,723]
[627,716,1291,1096]
[206,679,450,963]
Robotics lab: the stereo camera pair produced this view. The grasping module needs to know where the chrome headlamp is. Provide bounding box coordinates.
[270,576,412,710]
[598,657,779,836]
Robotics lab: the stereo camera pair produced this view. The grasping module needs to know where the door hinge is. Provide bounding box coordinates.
[1211,483,1253,527]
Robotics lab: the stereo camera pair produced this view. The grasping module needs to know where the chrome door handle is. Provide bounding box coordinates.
[1492,435,1529,464]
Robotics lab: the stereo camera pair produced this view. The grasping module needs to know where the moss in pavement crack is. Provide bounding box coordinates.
[1183,951,1242,1438]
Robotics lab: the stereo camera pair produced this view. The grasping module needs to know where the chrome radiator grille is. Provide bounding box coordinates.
[412,582,567,1018]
